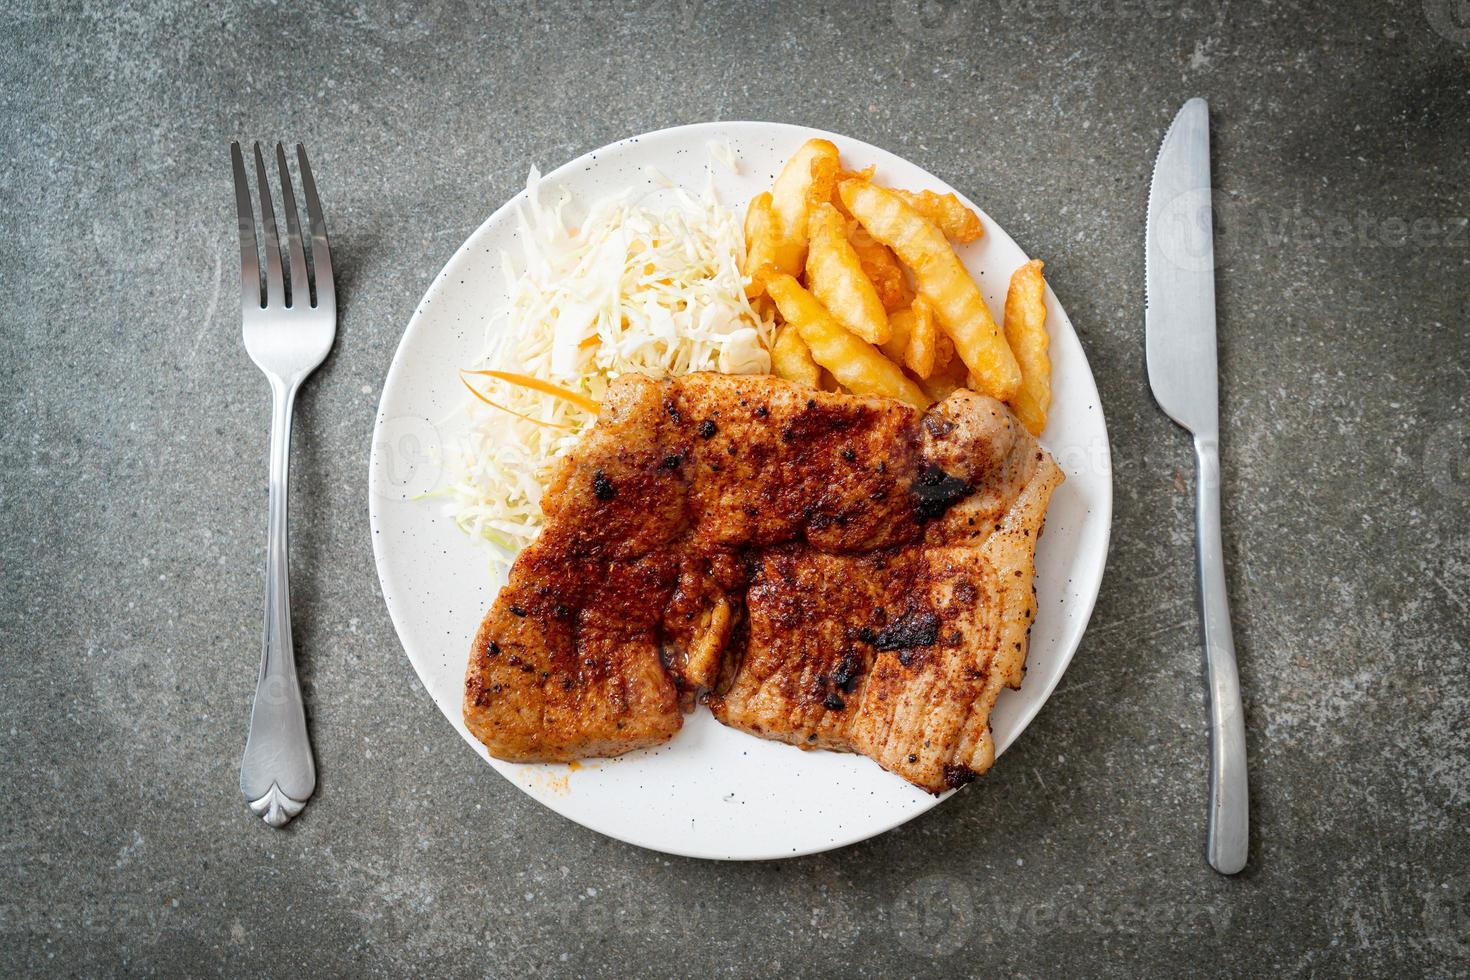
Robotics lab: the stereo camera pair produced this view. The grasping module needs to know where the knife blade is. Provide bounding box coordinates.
[1146,98,1218,436]
[1145,98,1249,875]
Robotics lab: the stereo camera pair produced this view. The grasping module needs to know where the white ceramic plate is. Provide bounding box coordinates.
[369,122,1111,860]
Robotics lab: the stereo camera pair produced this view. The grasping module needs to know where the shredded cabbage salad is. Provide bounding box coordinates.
[443,163,773,567]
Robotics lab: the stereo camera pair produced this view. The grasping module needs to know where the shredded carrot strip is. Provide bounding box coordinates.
[461,369,601,415]
[458,374,574,430]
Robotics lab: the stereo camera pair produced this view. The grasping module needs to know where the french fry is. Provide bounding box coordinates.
[847,224,912,312]
[933,326,955,370]
[1003,259,1052,436]
[768,139,841,278]
[894,189,985,243]
[917,357,970,402]
[831,165,875,218]
[881,308,912,364]
[742,192,779,298]
[809,152,839,208]
[750,293,777,323]
[764,272,930,409]
[904,296,939,378]
[806,204,891,345]
[881,296,939,378]
[770,323,821,389]
[839,179,1021,402]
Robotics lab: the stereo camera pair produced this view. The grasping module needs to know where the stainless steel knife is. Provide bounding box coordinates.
[1145,98,1248,875]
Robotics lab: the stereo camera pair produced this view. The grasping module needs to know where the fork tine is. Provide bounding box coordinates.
[230,142,262,310]
[252,142,285,309]
[274,143,309,308]
[296,144,334,312]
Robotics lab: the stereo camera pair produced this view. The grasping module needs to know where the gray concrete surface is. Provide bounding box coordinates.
[3,1,1467,976]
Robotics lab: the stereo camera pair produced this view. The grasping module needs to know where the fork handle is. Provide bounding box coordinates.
[1194,435,1247,874]
[240,377,316,827]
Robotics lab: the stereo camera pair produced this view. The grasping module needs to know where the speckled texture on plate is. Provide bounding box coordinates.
[1,1,1467,976]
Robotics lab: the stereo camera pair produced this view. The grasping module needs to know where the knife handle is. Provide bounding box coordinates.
[1194,434,1248,874]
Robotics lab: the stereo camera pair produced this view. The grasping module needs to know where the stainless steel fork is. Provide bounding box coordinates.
[231,142,335,828]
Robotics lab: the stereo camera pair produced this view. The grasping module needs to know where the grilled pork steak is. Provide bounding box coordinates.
[463,373,1062,792]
